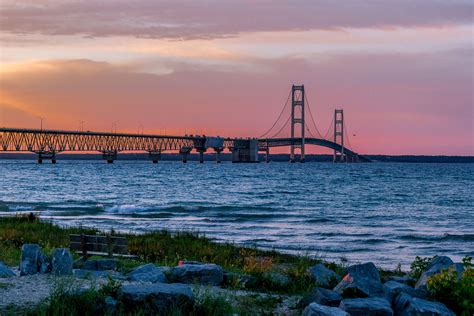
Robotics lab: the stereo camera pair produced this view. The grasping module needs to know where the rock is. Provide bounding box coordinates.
[298,287,342,308]
[83,259,117,271]
[120,283,194,313]
[339,297,393,316]
[309,264,341,288]
[393,292,455,316]
[170,263,223,285]
[415,256,453,290]
[334,273,387,299]
[265,272,290,287]
[20,244,41,275]
[449,263,465,280]
[52,248,73,276]
[0,261,16,277]
[38,252,51,274]
[104,296,118,314]
[127,263,168,283]
[303,302,349,316]
[346,262,380,282]
[74,269,125,280]
[383,281,417,302]
[387,275,414,285]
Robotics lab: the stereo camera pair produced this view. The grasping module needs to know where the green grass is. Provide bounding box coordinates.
[0,213,329,295]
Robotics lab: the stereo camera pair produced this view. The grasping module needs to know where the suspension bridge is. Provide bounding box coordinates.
[0,85,370,163]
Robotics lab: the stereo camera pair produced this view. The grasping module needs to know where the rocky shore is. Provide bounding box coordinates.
[0,242,469,315]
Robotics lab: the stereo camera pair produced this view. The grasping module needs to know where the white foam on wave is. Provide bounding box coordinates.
[105,204,153,213]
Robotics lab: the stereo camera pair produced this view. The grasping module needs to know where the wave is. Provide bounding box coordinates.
[306,218,333,223]
[401,234,474,242]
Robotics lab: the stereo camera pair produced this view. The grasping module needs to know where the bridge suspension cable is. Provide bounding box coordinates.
[269,114,292,139]
[258,89,292,138]
[303,93,324,139]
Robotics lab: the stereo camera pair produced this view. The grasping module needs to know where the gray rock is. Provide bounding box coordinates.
[449,263,465,280]
[120,283,194,313]
[393,292,455,316]
[415,256,453,290]
[104,296,118,314]
[387,275,414,285]
[223,271,257,288]
[74,269,125,280]
[20,244,41,275]
[339,297,393,316]
[303,302,349,316]
[383,281,417,303]
[127,263,168,283]
[83,259,117,271]
[334,274,387,299]
[346,262,381,282]
[298,287,342,308]
[38,252,51,274]
[52,248,73,276]
[0,261,16,278]
[309,264,341,288]
[170,263,223,285]
[265,272,290,287]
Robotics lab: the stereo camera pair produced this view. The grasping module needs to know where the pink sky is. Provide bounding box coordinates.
[0,0,473,155]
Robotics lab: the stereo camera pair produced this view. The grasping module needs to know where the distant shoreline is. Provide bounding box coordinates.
[0,153,473,163]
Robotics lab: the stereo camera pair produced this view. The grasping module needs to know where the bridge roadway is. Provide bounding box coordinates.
[0,128,366,163]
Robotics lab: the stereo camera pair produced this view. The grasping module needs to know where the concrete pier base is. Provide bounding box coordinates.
[148,151,161,163]
[37,152,56,164]
[102,151,118,164]
[232,139,259,163]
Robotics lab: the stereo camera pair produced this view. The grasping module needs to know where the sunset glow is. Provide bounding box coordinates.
[0,0,472,155]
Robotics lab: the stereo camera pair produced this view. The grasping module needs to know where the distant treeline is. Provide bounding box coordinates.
[0,153,473,163]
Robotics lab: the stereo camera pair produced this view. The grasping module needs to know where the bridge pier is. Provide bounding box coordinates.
[197,149,206,163]
[102,151,117,164]
[215,148,223,163]
[180,147,192,163]
[148,151,161,163]
[37,152,56,164]
[231,139,259,163]
[265,147,270,163]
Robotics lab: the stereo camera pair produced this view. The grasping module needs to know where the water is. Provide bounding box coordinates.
[0,160,472,269]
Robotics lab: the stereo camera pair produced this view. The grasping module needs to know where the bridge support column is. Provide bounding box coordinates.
[102,151,117,164]
[231,139,259,163]
[265,147,270,163]
[180,147,192,163]
[37,152,56,164]
[148,151,161,163]
[215,148,223,163]
[197,149,206,163]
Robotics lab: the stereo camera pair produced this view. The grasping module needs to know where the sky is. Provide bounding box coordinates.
[0,0,473,155]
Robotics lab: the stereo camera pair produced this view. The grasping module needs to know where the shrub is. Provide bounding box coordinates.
[410,255,436,279]
[427,256,474,316]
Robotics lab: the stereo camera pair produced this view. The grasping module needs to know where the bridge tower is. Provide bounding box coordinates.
[333,109,345,162]
[290,85,305,163]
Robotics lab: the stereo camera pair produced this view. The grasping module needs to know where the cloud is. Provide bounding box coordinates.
[0,0,472,40]
[0,49,472,155]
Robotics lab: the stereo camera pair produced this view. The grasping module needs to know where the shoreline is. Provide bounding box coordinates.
[1,214,471,315]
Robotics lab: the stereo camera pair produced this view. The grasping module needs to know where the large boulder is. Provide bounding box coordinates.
[223,271,257,288]
[120,283,194,313]
[393,292,455,316]
[298,287,342,308]
[303,302,349,316]
[334,274,387,299]
[52,248,73,276]
[339,297,393,316]
[83,259,117,271]
[387,275,414,285]
[0,261,16,277]
[309,264,341,288]
[415,256,453,290]
[170,263,223,285]
[383,281,417,303]
[346,262,380,282]
[74,269,125,280]
[264,272,290,287]
[38,252,51,274]
[127,263,168,283]
[20,244,41,275]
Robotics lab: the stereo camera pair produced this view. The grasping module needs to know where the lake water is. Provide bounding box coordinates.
[0,160,472,269]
